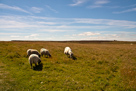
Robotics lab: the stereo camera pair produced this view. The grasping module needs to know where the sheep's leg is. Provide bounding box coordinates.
[30,63,32,69]
[67,54,70,58]
[35,63,37,67]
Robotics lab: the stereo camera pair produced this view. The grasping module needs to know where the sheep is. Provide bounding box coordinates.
[27,49,40,57]
[64,47,73,58]
[28,54,41,69]
[40,48,51,57]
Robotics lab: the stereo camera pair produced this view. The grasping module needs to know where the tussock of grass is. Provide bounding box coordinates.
[0,41,136,90]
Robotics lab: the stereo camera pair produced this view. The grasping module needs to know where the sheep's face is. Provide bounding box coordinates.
[38,59,41,64]
[27,50,31,56]
[49,54,52,57]
[69,52,73,58]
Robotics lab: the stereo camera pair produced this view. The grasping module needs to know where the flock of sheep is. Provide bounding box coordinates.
[27,47,73,69]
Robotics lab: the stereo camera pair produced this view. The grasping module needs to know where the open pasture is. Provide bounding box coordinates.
[0,41,136,91]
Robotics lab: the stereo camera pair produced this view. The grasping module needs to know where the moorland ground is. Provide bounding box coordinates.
[0,41,136,91]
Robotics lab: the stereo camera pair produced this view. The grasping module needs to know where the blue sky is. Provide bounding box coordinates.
[0,0,136,41]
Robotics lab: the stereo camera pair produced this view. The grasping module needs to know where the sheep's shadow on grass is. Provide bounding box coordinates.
[33,63,43,71]
[45,56,51,58]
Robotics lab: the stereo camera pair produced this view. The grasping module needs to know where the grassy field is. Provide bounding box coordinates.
[0,41,136,91]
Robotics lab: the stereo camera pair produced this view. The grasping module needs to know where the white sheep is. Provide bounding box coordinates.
[27,49,40,57]
[40,48,51,57]
[28,54,41,69]
[64,47,73,58]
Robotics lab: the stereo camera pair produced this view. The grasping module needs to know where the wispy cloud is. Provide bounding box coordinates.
[72,31,136,41]
[0,3,31,14]
[69,0,88,6]
[24,34,39,39]
[37,21,56,25]
[30,7,43,13]
[0,15,136,41]
[39,29,69,32]
[94,0,109,5]
[74,18,136,28]
[0,15,135,41]
[113,8,136,14]
[45,5,58,13]
[77,32,100,36]
[88,0,110,8]
[10,35,20,38]
[1,15,136,31]
[122,4,136,9]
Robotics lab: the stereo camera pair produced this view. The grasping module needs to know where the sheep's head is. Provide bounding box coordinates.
[69,51,73,58]
[49,54,52,57]
[38,54,41,58]
[38,59,41,64]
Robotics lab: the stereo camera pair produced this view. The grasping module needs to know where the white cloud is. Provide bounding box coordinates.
[30,7,43,13]
[1,15,136,31]
[0,18,34,28]
[69,0,88,6]
[80,34,123,41]
[70,31,136,41]
[74,18,136,28]
[0,33,25,35]
[113,8,136,14]
[69,0,110,8]
[30,34,39,37]
[88,0,109,8]
[10,35,20,38]
[39,29,73,32]
[45,5,58,13]
[37,21,56,25]
[0,3,31,14]
[24,34,39,39]
[78,32,100,36]
[0,15,136,40]
[94,0,109,5]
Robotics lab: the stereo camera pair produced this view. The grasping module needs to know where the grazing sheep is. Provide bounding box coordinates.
[27,49,40,57]
[40,48,51,57]
[28,54,41,69]
[64,47,73,58]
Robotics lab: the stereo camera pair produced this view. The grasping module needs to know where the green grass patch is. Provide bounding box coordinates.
[0,41,136,90]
